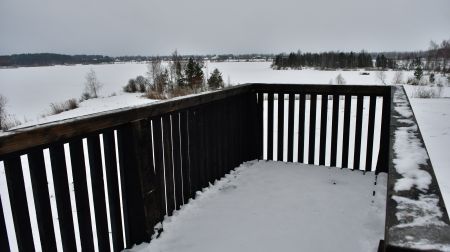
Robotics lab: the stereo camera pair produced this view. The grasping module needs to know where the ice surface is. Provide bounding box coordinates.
[129,160,387,252]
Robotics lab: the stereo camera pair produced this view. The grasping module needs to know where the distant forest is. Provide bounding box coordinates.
[1,39,448,72]
[272,39,450,73]
[0,53,115,67]
[0,53,272,67]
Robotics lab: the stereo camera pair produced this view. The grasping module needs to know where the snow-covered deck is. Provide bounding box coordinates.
[130,161,387,252]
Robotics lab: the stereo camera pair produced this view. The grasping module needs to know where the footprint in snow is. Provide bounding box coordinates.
[219,184,237,192]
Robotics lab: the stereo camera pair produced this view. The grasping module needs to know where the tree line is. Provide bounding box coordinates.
[272,51,374,70]
[0,53,114,67]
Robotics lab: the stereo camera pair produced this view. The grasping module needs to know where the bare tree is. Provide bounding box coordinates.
[335,74,346,85]
[376,71,387,85]
[147,57,162,86]
[84,68,102,98]
[392,71,404,84]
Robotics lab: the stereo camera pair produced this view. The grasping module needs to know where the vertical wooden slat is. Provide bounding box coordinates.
[162,115,176,216]
[0,195,10,252]
[255,93,264,159]
[366,96,377,172]
[151,118,167,216]
[69,141,93,247]
[342,95,352,168]
[102,130,124,251]
[28,149,57,251]
[267,92,274,160]
[330,95,339,167]
[308,94,317,164]
[353,96,364,170]
[69,139,95,252]
[171,113,184,210]
[49,144,77,251]
[3,156,35,252]
[298,93,306,163]
[376,89,392,174]
[224,98,232,172]
[237,96,244,165]
[86,136,110,251]
[231,97,239,168]
[180,111,191,203]
[287,93,295,162]
[199,107,209,187]
[133,120,164,238]
[277,93,285,161]
[117,124,148,246]
[187,110,201,198]
[217,101,225,177]
[319,94,328,166]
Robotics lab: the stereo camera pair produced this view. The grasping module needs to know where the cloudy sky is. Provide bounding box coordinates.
[1,0,449,56]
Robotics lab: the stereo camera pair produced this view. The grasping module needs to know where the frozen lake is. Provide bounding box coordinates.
[0,61,415,122]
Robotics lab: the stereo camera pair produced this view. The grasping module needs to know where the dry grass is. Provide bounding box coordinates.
[49,98,79,115]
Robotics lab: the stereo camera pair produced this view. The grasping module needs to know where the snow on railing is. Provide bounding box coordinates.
[385,86,450,251]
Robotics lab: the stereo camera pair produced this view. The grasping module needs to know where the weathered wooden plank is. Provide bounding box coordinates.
[198,107,208,188]
[0,195,10,252]
[68,139,95,251]
[342,95,352,168]
[117,124,148,246]
[308,94,317,164]
[287,93,295,162]
[86,136,110,251]
[353,96,364,170]
[162,115,176,216]
[298,93,306,163]
[102,130,124,251]
[376,90,391,174]
[3,156,35,252]
[49,144,77,251]
[28,149,57,251]
[187,110,201,198]
[319,94,328,166]
[171,113,184,210]
[277,93,285,161]
[256,92,264,159]
[151,118,167,216]
[267,92,274,160]
[365,96,376,172]
[179,111,191,203]
[330,95,339,167]
[385,86,450,251]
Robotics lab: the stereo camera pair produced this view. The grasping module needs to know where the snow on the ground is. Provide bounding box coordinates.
[0,61,418,124]
[208,61,414,86]
[0,63,148,121]
[12,92,156,129]
[409,98,450,211]
[130,160,387,252]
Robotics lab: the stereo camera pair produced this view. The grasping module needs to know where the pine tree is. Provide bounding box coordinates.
[207,68,224,90]
[414,66,423,81]
[185,58,204,90]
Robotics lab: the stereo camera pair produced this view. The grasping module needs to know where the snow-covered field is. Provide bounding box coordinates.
[130,160,387,252]
[0,61,416,124]
[1,62,450,251]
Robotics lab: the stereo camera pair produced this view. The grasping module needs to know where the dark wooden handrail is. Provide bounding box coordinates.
[0,84,254,157]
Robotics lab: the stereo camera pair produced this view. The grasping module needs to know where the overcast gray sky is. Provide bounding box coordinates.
[1,0,449,56]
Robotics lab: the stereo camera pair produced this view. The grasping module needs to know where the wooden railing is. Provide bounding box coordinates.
[0,84,448,251]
